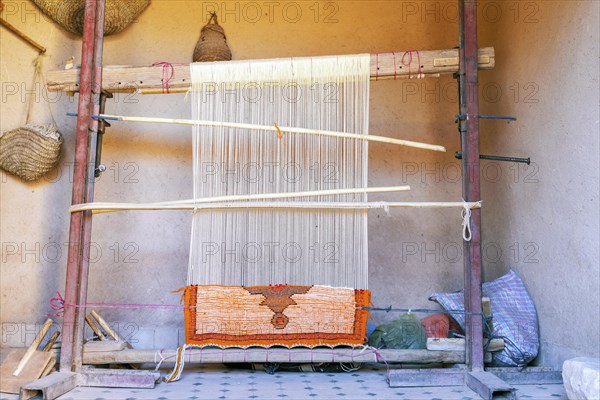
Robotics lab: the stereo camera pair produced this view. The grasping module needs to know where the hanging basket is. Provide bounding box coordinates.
[31,0,151,36]
[0,125,63,182]
[193,13,232,62]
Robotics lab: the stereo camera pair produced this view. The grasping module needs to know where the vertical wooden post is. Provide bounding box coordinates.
[459,0,484,371]
[60,0,105,373]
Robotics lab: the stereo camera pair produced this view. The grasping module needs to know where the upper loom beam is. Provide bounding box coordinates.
[45,47,495,93]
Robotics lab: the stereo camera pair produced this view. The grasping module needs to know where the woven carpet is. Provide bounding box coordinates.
[182,285,371,348]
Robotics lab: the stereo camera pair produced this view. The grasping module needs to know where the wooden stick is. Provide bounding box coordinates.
[71,186,411,213]
[85,315,107,341]
[13,319,53,376]
[46,47,495,92]
[90,311,121,341]
[71,201,481,214]
[0,17,46,54]
[42,331,60,352]
[95,113,446,152]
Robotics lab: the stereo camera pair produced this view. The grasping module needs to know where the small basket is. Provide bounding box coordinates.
[31,0,151,36]
[193,13,232,62]
[0,125,63,182]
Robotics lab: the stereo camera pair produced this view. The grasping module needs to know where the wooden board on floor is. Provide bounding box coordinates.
[82,348,491,365]
[427,338,504,352]
[0,349,54,394]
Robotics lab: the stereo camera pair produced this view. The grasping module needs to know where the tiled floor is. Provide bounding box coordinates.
[0,364,567,400]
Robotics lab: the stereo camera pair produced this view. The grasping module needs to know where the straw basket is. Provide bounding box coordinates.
[0,125,63,182]
[193,13,232,62]
[31,0,151,36]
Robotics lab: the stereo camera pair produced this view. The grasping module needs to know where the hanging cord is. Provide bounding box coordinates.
[25,55,58,128]
[152,61,175,94]
[401,50,423,79]
[462,200,481,242]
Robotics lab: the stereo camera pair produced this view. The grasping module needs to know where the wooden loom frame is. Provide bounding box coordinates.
[19,1,519,399]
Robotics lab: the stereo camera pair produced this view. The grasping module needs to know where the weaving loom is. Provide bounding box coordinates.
[163,56,372,382]
[188,55,371,289]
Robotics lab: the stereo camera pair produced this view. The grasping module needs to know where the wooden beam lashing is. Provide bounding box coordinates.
[46,47,495,93]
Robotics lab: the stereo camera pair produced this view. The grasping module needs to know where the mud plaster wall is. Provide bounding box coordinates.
[1,1,598,369]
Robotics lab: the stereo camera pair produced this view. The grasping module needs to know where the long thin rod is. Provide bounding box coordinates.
[71,186,411,213]
[59,0,99,373]
[90,114,446,152]
[460,0,484,371]
[70,201,482,214]
[0,16,46,53]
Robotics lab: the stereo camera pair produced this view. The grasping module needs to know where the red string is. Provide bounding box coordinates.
[392,52,397,80]
[401,50,422,79]
[47,291,191,317]
[152,61,175,93]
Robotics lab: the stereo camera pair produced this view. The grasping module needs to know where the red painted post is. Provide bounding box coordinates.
[72,0,106,371]
[460,0,484,371]
[59,0,104,372]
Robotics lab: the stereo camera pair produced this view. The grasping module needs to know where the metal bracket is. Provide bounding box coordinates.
[466,371,516,400]
[19,369,159,400]
[94,91,113,177]
[456,114,517,123]
[455,152,531,165]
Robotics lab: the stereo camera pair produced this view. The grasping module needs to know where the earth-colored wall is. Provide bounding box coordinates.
[1,1,598,369]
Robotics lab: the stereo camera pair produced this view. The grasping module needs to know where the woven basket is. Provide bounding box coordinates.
[31,0,150,36]
[193,13,232,62]
[0,125,63,181]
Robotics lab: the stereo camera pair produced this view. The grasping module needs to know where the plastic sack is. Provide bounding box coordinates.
[430,270,539,367]
[368,313,427,349]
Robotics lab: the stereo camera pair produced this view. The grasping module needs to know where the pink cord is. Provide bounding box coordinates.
[152,61,175,93]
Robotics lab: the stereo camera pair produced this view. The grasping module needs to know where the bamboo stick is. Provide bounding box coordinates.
[94,113,446,152]
[71,186,411,213]
[71,201,482,214]
[0,17,46,54]
[90,311,121,341]
[85,315,107,341]
[42,331,60,352]
[13,319,53,376]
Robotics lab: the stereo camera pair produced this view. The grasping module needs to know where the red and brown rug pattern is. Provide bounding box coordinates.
[182,284,371,348]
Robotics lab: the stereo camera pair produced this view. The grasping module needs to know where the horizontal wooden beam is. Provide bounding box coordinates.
[82,348,492,365]
[46,47,495,93]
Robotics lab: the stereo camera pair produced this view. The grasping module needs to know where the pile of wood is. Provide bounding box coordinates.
[0,319,59,394]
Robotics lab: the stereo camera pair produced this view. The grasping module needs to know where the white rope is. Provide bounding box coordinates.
[71,201,483,213]
[461,201,482,242]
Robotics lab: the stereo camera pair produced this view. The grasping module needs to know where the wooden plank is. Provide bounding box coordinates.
[84,340,127,353]
[20,371,79,400]
[482,297,494,335]
[80,368,159,388]
[427,338,504,352]
[82,348,486,365]
[0,349,54,394]
[46,47,495,93]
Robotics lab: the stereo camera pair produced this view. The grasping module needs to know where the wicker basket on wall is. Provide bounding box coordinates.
[0,57,63,182]
[31,0,151,36]
[193,13,232,62]
[0,125,63,182]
